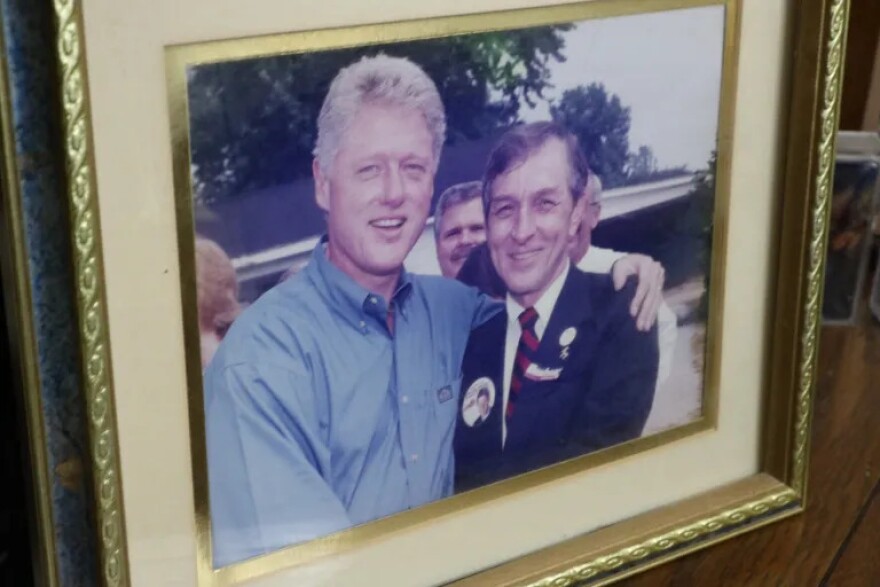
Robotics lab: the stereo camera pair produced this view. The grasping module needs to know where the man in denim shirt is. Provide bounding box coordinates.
[204,55,499,567]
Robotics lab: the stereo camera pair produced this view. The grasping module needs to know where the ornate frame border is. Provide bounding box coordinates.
[27,0,848,585]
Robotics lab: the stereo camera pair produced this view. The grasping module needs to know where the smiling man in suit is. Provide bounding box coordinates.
[453,121,660,491]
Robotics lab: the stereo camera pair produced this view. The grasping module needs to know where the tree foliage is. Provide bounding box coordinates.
[550,83,632,188]
[671,151,717,319]
[188,26,571,203]
[550,86,693,188]
[627,145,657,180]
[625,145,689,185]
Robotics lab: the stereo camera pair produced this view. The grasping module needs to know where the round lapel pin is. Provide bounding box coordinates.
[559,327,577,347]
[462,377,495,428]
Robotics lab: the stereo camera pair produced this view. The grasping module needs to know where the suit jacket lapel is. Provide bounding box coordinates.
[506,268,594,445]
[533,266,593,369]
[497,268,628,476]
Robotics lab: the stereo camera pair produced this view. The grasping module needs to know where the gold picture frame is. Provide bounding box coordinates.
[0,0,847,585]
[166,1,734,582]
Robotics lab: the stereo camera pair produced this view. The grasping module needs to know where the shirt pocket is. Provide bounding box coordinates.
[423,374,462,430]
[415,375,462,491]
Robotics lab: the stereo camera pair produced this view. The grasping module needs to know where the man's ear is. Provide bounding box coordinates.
[313,158,330,212]
[587,201,601,230]
[569,194,589,238]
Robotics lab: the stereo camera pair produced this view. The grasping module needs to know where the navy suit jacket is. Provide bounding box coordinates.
[453,265,659,491]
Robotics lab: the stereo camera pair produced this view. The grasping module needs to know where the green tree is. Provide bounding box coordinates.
[626,145,658,180]
[624,144,690,185]
[188,26,571,203]
[549,83,631,188]
[666,151,716,319]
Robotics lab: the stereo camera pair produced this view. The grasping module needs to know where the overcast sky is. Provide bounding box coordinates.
[521,5,726,170]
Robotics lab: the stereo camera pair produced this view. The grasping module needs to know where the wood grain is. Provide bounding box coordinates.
[618,314,880,587]
[824,481,880,585]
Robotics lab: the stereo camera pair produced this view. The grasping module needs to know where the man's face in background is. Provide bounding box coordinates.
[436,197,486,278]
[568,187,601,264]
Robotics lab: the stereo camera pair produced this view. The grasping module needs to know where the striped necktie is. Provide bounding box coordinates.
[507,307,539,420]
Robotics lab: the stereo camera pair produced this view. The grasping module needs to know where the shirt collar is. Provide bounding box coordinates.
[306,236,413,328]
[506,262,570,339]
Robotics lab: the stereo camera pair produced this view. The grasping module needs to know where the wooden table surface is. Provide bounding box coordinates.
[619,311,880,587]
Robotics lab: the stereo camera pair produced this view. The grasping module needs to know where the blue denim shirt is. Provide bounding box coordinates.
[204,241,500,566]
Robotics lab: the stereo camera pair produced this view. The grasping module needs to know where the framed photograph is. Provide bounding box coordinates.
[823,131,880,324]
[0,0,848,585]
[171,1,731,575]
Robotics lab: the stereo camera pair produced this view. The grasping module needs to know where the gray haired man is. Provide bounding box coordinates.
[204,54,498,566]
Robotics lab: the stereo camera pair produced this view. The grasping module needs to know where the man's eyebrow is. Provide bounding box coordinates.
[531,186,562,199]
[488,194,517,206]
